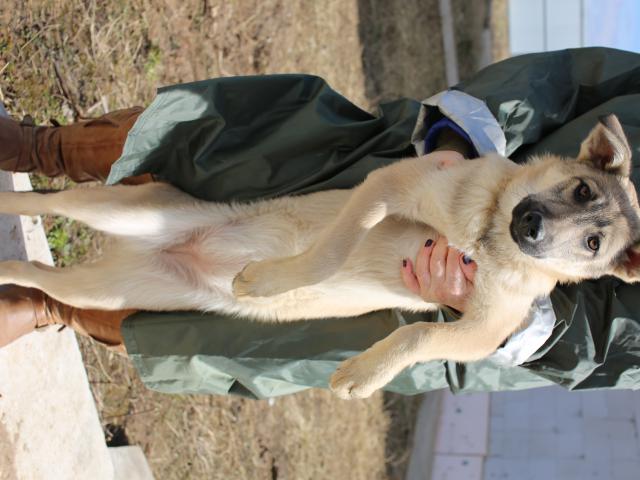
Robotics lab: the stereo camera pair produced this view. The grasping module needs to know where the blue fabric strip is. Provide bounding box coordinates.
[423,117,479,158]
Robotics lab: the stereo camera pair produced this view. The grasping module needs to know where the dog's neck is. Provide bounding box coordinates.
[445,155,521,256]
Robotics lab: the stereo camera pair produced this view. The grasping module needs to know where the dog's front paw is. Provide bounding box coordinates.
[232,262,270,298]
[329,352,395,400]
[233,260,294,298]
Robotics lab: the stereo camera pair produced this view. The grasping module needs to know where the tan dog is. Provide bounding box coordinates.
[0,115,638,399]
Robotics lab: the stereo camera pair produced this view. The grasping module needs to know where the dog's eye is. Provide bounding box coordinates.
[587,236,600,252]
[574,182,591,202]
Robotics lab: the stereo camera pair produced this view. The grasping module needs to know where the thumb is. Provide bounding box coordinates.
[401,258,421,295]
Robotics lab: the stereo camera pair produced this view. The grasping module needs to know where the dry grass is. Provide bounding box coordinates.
[81,338,400,480]
[1,0,370,120]
[358,0,447,103]
[1,1,490,478]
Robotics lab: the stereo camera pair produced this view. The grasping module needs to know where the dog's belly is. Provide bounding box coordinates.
[155,200,440,320]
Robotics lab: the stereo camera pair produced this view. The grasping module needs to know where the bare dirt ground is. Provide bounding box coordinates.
[1,1,503,478]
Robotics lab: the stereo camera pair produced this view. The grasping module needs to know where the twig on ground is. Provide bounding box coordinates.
[52,63,84,120]
[102,408,158,420]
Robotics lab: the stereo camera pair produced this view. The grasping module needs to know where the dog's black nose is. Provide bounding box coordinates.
[520,211,544,242]
[510,199,547,255]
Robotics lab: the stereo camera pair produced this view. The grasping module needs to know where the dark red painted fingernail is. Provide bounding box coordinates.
[462,255,472,265]
[402,259,407,267]
[425,239,433,247]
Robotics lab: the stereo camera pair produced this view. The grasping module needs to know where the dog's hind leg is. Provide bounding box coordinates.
[0,183,203,237]
[0,256,205,311]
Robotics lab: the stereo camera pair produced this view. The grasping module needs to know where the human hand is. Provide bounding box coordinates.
[401,236,477,312]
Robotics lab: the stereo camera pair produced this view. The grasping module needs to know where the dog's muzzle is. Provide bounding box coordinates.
[510,199,546,255]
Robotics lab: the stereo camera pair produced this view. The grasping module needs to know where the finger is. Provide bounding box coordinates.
[416,237,435,288]
[401,258,420,295]
[459,254,478,283]
[445,247,466,296]
[429,236,448,282]
[444,246,461,282]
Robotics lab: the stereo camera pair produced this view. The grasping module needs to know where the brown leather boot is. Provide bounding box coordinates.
[0,285,132,354]
[0,107,152,185]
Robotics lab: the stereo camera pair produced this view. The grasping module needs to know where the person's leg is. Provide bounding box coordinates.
[0,107,151,184]
[0,285,130,353]
[0,108,149,351]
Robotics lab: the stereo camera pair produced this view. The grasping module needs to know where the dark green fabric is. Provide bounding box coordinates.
[108,75,419,200]
[455,47,640,163]
[114,48,640,398]
[122,310,452,398]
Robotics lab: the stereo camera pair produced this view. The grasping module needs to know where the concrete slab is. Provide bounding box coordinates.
[485,386,640,480]
[406,391,444,480]
[0,168,114,477]
[110,446,155,480]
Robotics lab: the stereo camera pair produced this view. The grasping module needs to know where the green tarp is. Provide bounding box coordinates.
[111,47,640,398]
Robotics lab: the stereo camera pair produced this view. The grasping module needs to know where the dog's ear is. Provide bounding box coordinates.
[577,114,632,176]
[611,242,640,283]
